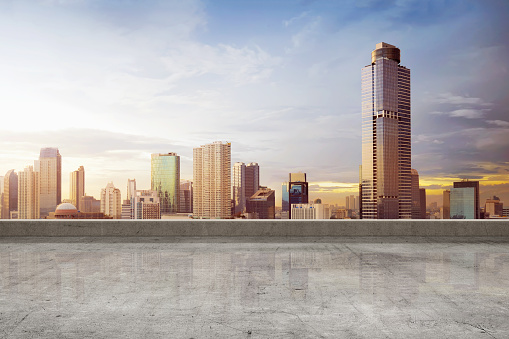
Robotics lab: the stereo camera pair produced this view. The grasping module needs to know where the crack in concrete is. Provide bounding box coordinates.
[456,321,497,338]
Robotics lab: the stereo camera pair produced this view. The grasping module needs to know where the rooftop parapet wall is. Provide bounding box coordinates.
[1,220,509,237]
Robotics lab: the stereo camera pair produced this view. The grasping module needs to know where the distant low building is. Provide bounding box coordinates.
[450,187,475,219]
[246,188,275,219]
[48,203,112,219]
[133,190,160,219]
[485,197,503,218]
[79,195,101,213]
[291,202,330,220]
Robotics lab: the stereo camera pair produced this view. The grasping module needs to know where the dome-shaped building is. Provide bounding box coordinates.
[54,203,78,219]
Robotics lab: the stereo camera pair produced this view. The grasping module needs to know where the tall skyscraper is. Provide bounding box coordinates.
[100,182,122,219]
[232,162,246,215]
[2,170,18,219]
[36,148,61,218]
[193,141,231,219]
[361,42,411,219]
[245,162,260,199]
[151,153,180,215]
[453,180,480,219]
[18,166,40,219]
[70,166,85,211]
[288,173,308,219]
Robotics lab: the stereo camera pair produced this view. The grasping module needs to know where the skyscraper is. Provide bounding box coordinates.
[151,153,180,215]
[411,169,421,219]
[193,141,231,219]
[18,166,40,219]
[232,162,246,215]
[245,162,260,200]
[36,148,61,218]
[2,170,18,219]
[453,180,480,219]
[70,166,85,211]
[100,182,122,219]
[361,42,411,219]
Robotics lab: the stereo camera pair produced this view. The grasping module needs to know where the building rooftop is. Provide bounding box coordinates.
[1,234,508,337]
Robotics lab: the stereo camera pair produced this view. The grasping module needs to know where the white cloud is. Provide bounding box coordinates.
[487,120,509,127]
[283,11,309,27]
[435,92,492,106]
[449,109,486,119]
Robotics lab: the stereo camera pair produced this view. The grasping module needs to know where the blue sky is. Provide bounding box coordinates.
[0,0,508,206]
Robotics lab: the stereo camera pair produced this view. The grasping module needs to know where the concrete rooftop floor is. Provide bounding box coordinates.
[1,237,508,338]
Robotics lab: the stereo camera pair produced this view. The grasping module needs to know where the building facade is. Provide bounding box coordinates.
[450,187,475,219]
[485,197,503,218]
[80,195,101,213]
[179,180,193,213]
[291,203,331,220]
[442,190,450,219]
[70,166,85,211]
[193,141,231,219]
[18,166,40,219]
[419,188,426,219]
[246,188,275,219]
[100,182,122,219]
[151,153,180,215]
[133,190,160,219]
[410,169,422,219]
[2,170,18,219]
[36,148,62,218]
[361,42,411,219]
[232,162,246,215]
[453,180,480,219]
[288,173,308,219]
[245,162,259,201]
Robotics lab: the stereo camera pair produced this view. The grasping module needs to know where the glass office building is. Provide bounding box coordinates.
[361,42,411,219]
[450,187,475,219]
[151,153,180,215]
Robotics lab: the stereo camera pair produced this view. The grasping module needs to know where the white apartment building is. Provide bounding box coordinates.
[193,141,231,219]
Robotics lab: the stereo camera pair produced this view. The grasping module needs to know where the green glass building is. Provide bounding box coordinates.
[151,153,180,215]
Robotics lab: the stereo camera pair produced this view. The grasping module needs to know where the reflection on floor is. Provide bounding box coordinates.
[1,237,508,338]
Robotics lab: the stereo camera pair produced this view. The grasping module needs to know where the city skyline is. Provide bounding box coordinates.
[0,1,508,206]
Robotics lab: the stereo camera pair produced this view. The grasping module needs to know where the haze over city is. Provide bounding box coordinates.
[1,0,508,206]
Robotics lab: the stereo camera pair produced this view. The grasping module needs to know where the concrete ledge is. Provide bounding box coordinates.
[1,219,509,237]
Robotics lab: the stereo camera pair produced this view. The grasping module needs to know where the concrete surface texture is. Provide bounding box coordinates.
[1,219,509,237]
[1,237,508,338]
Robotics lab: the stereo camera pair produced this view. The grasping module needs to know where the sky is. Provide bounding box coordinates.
[0,0,508,207]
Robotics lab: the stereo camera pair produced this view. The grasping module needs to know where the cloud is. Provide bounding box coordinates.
[487,120,509,128]
[283,11,309,27]
[449,109,487,119]
[430,109,488,119]
[435,92,492,106]
[286,15,322,52]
